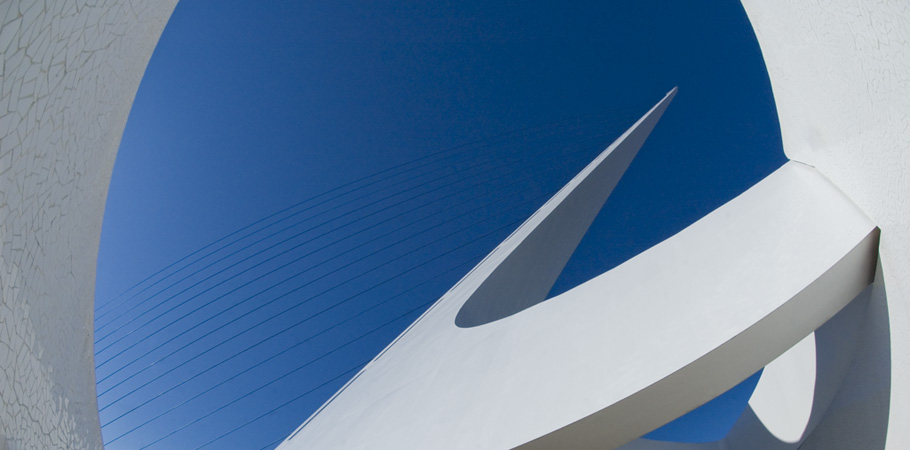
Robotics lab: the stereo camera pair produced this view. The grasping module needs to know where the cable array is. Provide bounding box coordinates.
[95,115,623,450]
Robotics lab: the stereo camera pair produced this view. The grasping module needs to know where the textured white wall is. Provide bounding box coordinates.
[0,1,176,449]
[740,2,909,449]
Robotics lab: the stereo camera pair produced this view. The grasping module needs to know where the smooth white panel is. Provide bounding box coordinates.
[749,333,816,443]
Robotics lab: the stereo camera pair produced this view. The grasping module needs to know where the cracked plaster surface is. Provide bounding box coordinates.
[0,1,176,449]
[741,2,910,449]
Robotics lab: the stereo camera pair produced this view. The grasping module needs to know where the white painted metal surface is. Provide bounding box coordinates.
[279,91,878,450]
[747,332,816,443]
[617,284,876,450]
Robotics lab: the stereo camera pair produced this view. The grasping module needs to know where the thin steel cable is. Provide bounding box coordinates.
[96,113,646,450]
[95,142,594,389]
[193,278,480,450]
[109,214,529,447]
[259,436,285,450]
[101,253,479,427]
[92,114,592,318]
[98,181,561,412]
[93,114,606,322]
[96,147,586,411]
[94,129,605,360]
[94,122,599,343]
[94,117,604,333]
[94,112,608,318]
[96,146,486,334]
[97,145,473,330]
[94,126,602,366]
[176,363,368,450]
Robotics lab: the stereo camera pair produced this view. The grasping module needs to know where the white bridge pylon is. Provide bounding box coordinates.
[279,88,880,450]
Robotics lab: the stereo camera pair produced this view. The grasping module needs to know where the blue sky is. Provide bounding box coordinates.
[94,1,785,449]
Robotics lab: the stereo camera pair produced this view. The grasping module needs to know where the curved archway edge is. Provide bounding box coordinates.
[0,2,907,449]
[0,2,176,448]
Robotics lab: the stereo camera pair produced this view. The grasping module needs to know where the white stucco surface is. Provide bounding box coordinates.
[0,1,176,448]
[740,3,910,449]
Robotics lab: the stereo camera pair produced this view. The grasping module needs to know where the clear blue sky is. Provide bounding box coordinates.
[94,1,785,449]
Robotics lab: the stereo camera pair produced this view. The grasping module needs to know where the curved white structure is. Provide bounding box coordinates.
[740,3,909,449]
[0,2,906,450]
[277,91,880,450]
[0,2,176,449]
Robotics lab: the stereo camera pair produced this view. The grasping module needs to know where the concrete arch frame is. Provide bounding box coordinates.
[0,1,906,449]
